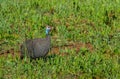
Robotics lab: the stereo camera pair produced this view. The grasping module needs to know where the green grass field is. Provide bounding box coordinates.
[0,0,120,79]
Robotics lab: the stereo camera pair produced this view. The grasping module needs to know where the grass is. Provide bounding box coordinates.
[0,0,120,79]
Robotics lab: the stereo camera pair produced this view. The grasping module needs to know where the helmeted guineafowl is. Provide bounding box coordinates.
[20,26,51,59]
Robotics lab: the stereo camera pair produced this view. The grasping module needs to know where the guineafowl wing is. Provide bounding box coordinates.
[32,38,51,58]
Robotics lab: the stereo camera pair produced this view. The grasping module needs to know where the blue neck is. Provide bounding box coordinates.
[46,29,50,35]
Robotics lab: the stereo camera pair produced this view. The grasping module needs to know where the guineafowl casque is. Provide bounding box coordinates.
[20,26,51,59]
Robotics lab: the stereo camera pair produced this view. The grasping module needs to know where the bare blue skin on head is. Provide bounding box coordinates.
[46,27,51,35]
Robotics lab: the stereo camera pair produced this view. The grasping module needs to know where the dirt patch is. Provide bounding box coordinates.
[0,48,21,59]
[50,42,94,56]
[0,42,94,58]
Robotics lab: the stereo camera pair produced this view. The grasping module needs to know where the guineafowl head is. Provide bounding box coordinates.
[46,26,51,35]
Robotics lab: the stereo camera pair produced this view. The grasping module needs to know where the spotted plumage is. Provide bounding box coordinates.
[20,26,51,59]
